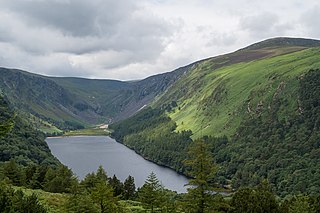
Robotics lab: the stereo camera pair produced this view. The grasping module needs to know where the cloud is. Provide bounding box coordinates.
[300,5,320,37]
[0,0,319,80]
[240,12,284,38]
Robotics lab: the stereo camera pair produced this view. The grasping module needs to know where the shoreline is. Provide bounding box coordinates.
[46,134,231,195]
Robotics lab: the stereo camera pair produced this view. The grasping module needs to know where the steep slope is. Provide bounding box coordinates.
[162,47,320,138]
[110,37,320,195]
[0,95,59,165]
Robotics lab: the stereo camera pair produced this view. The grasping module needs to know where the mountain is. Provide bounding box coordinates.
[0,64,193,134]
[110,37,320,195]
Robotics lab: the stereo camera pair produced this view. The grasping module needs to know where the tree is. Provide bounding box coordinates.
[123,175,136,200]
[138,172,165,213]
[43,165,77,193]
[109,175,124,197]
[230,181,279,213]
[96,165,108,183]
[0,182,14,212]
[90,181,118,213]
[183,139,216,213]
[11,191,47,213]
[3,160,24,186]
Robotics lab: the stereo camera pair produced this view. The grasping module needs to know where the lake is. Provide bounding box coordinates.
[46,136,189,193]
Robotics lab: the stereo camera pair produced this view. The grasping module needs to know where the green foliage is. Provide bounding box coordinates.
[109,174,124,197]
[211,69,320,195]
[43,165,77,193]
[0,95,14,137]
[65,193,99,213]
[138,172,165,212]
[230,181,279,213]
[2,160,25,186]
[91,181,118,212]
[0,182,47,213]
[0,97,60,166]
[123,175,136,200]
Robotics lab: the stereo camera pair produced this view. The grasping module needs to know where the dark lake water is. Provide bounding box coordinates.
[46,136,188,193]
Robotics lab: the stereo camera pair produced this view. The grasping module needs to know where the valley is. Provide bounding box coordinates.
[1,37,320,212]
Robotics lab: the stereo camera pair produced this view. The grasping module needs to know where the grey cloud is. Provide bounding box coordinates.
[2,0,106,37]
[0,0,319,80]
[0,0,177,76]
[240,12,280,37]
[300,5,320,37]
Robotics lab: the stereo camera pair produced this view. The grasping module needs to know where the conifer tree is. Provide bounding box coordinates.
[138,172,164,213]
[109,174,124,197]
[184,139,216,213]
[123,175,136,200]
[96,165,108,183]
[90,181,118,213]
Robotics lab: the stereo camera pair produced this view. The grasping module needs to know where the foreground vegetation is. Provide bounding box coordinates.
[1,141,320,212]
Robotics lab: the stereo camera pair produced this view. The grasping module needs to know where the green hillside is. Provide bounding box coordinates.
[110,38,320,195]
[163,47,320,139]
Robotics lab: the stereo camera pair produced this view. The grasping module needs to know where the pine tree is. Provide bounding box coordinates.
[109,175,124,197]
[96,165,108,183]
[90,181,118,213]
[138,172,164,213]
[123,175,136,200]
[183,139,216,213]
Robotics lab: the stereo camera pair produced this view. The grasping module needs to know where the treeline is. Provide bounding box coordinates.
[110,69,320,196]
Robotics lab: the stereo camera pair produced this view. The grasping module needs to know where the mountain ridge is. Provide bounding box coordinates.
[1,37,320,134]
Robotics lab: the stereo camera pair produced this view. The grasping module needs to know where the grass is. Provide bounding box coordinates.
[165,47,320,139]
[64,125,111,136]
[14,187,153,213]
[13,187,68,213]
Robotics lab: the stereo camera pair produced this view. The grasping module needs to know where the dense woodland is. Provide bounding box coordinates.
[110,69,320,196]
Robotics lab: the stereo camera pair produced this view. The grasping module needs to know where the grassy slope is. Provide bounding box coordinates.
[161,47,320,139]
[18,186,152,213]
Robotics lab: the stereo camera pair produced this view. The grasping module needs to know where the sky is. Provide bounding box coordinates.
[0,0,319,80]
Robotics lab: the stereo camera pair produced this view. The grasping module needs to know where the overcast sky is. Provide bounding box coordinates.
[0,0,319,80]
